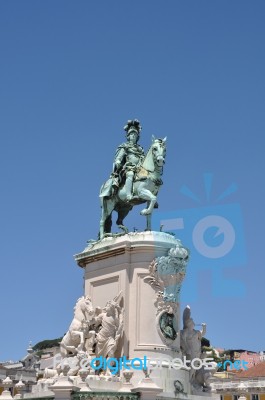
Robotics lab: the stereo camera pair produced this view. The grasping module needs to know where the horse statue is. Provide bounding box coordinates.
[99,136,166,239]
[60,296,95,357]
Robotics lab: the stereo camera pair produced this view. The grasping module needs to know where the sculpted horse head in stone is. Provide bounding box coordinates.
[60,296,94,357]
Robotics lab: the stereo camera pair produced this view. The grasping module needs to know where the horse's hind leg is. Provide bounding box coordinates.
[100,198,115,239]
[60,333,77,357]
[116,204,132,231]
[105,214,112,233]
[146,204,152,231]
[99,213,112,238]
[99,198,106,239]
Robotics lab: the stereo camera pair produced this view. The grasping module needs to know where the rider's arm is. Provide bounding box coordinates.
[200,323,207,337]
[114,146,126,170]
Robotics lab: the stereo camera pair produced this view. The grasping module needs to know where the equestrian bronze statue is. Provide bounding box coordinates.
[99,119,166,239]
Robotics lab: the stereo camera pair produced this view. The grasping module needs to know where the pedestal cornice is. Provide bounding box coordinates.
[74,231,178,268]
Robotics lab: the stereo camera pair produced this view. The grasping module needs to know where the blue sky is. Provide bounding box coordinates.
[0,0,264,361]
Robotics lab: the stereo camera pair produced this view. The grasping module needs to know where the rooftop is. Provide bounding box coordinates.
[236,362,265,378]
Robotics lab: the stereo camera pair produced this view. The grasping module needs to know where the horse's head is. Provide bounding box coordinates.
[152,136,167,167]
[74,296,94,321]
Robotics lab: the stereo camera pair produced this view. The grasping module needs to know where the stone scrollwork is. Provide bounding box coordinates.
[144,240,189,305]
[144,240,189,347]
[174,379,187,396]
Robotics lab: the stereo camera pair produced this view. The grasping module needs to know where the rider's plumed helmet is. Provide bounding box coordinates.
[124,119,142,137]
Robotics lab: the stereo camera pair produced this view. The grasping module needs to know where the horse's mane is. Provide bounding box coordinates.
[140,138,164,174]
[74,296,84,311]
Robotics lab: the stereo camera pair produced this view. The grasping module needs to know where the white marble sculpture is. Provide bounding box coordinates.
[94,291,124,360]
[60,296,95,357]
[180,305,208,391]
[43,292,124,381]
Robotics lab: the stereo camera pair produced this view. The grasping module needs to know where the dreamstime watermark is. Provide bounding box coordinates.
[53,354,218,375]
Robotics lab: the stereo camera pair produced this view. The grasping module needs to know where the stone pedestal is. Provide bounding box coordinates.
[75,231,190,394]
[131,375,162,400]
[76,232,180,356]
[14,380,25,399]
[50,367,79,400]
[0,377,13,400]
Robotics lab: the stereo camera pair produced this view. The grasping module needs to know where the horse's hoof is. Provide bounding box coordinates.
[117,225,129,234]
[140,209,149,216]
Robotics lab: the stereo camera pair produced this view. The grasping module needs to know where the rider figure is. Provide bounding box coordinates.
[112,119,145,201]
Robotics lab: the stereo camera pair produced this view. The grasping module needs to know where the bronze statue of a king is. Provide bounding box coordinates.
[99,119,167,239]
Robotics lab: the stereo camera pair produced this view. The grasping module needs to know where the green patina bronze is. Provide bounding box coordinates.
[159,312,177,340]
[26,397,54,400]
[99,119,167,239]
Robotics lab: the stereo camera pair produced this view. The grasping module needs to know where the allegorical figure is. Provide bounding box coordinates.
[94,292,124,360]
[180,306,206,388]
[111,119,145,201]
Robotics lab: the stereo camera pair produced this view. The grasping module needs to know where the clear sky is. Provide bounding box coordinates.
[0,0,264,361]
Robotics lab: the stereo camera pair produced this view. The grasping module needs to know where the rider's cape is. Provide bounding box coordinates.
[99,178,113,198]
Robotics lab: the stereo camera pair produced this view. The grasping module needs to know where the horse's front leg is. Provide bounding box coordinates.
[99,198,114,239]
[146,208,152,231]
[72,330,84,352]
[138,188,156,215]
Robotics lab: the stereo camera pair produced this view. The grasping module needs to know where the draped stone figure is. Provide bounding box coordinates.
[94,292,124,359]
